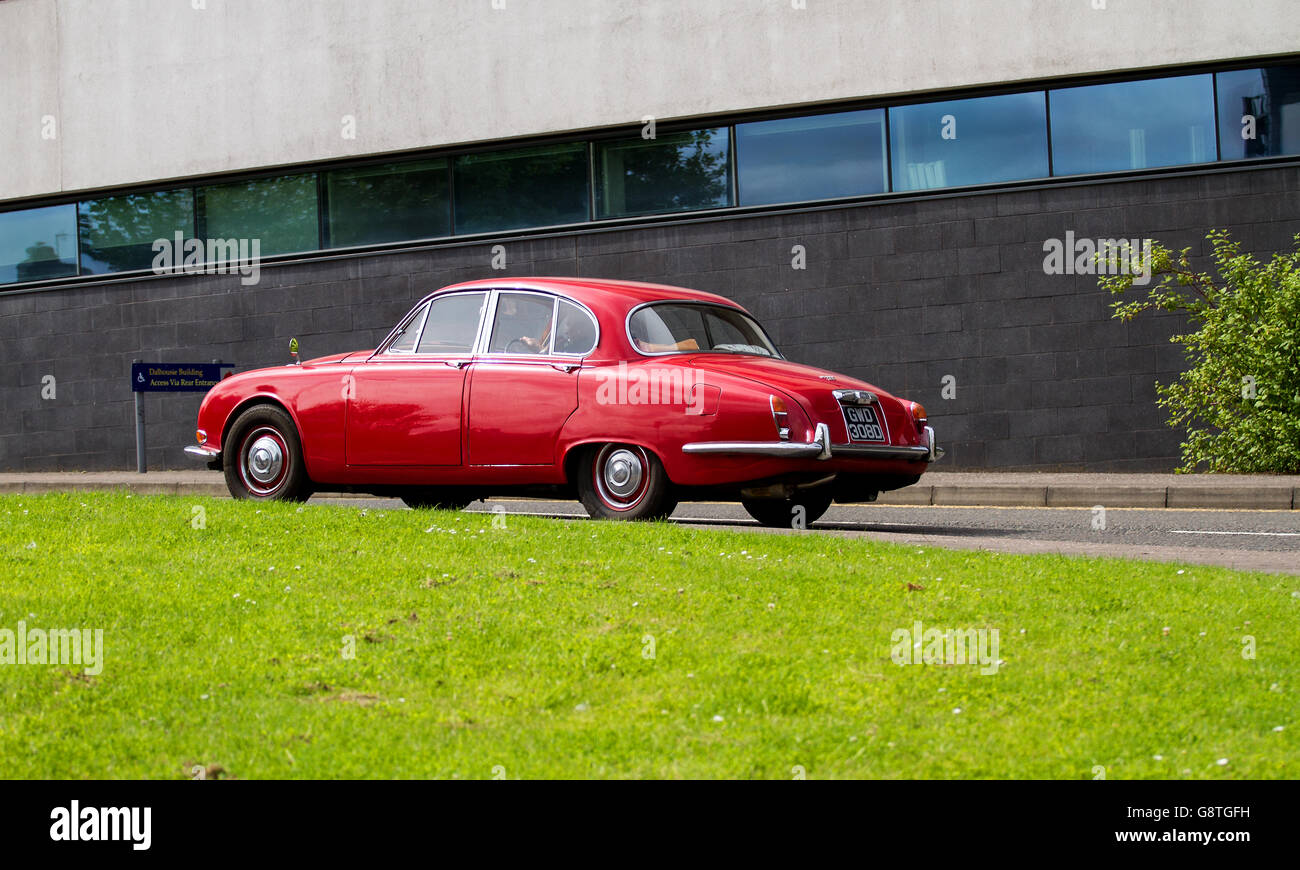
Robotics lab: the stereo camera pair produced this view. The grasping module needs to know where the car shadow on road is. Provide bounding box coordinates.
[673,517,1029,538]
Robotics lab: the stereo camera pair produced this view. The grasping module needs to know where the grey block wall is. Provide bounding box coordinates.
[2,164,1298,472]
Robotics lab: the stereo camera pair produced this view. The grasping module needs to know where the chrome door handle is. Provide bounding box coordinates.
[550,363,580,373]
[443,359,470,369]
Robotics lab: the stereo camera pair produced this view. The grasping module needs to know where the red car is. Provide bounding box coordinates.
[186,277,942,526]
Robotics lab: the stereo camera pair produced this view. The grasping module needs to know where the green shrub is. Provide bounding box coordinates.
[1100,230,1300,474]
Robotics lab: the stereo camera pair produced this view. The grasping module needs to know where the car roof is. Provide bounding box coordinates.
[428,277,739,310]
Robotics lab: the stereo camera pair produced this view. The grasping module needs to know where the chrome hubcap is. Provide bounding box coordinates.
[246,435,284,484]
[602,448,643,499]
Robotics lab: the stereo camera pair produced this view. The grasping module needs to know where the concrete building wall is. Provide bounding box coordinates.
[3,0,1299,202]
[3,164,1297,473]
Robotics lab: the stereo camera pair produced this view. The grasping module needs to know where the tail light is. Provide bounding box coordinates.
[909,402,927,434]
[770,395,790,440]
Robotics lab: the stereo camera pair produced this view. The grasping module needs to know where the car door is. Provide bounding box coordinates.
[465,292,597,466]
[345,291,488,466]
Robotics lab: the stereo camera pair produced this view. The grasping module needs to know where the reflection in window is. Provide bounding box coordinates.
[1217,66,1300,160]
[1050,75,1215,175]
[596,129,731,218]
[736,109,886,205]
[417,292,486,354]
[327,159,449,247]
[454,144,589,234]
[890,93,1049,191]
[0,204,78,285]
[553,299,598,355]
[198,174,319,258]
[77,189,194,275]
[489,292,555,354]
[386,303,428,353]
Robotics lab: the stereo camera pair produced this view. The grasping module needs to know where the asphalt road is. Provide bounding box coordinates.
[316,497,1300,576]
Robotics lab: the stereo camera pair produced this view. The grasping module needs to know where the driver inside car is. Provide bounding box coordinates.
[495,295,552,353]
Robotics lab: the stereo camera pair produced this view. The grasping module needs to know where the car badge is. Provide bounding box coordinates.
[820,375,837,381]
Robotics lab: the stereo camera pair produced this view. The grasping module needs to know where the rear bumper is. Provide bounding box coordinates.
[683,423,944,463]
[184,444,222,470]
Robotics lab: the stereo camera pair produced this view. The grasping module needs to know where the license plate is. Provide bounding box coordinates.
[841,404,886,443]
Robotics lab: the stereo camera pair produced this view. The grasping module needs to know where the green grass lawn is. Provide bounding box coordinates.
[0,491,1296,779]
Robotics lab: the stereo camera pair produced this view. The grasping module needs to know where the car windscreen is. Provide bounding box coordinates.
[628,303,779,357]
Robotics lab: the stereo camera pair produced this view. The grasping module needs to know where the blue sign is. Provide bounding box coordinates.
[131,362,234,393]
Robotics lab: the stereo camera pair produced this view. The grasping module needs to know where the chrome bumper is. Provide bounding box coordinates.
[682,423,944,463]
[184,445,220,459]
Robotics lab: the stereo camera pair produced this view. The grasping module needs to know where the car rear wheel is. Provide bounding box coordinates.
[741,489,833,529]
[578,443,676,521]
[224,404,311,502]
[400,488,473,511]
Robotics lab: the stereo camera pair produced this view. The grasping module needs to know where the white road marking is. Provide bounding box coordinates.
[1171,529,1300,537]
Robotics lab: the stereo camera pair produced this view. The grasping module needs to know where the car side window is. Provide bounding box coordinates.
[489,292,556,354]
[553,300,598,355]
[385,303,428,354]
[416,292,487,354]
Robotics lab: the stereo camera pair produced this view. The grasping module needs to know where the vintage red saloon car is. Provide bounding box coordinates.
[186,277,942,526]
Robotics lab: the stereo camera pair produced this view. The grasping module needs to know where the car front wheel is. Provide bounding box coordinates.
[578,443,676,520]
[741,489,833,529]
[224,404,311,502]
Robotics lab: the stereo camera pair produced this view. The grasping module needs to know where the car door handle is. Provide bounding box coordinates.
[549,362,580,373]
[442,359,470,369]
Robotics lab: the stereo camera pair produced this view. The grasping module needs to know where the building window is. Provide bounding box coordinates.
[453,143,589,235]
[6,60,1300,291]
[890,92,1049,191]
[197,173,319,258]
[326,159,450,248]
[77,189,194,275]
[1049,74,1216,176]
[735,109,887,205]
[1217,65,1300,160]
[595,128,731,218]
[0,204,78,285]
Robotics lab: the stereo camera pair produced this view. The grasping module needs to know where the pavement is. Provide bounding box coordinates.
[1,469,1296,510]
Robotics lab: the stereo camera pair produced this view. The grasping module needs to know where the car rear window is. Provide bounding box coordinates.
[628,303,778,357]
